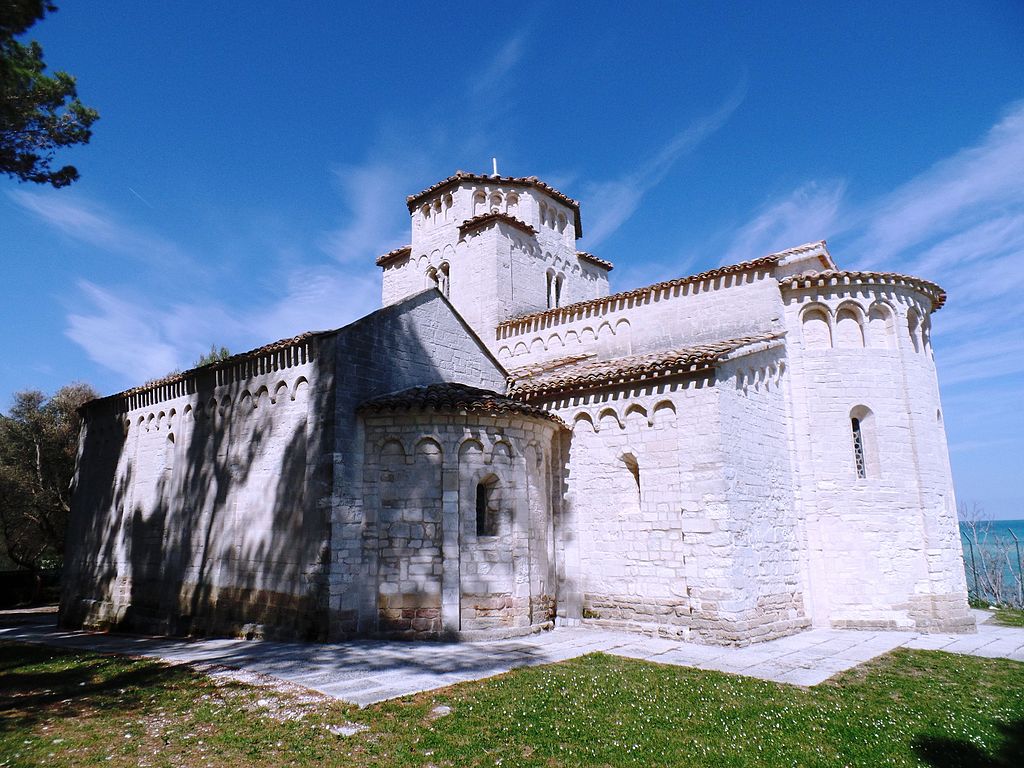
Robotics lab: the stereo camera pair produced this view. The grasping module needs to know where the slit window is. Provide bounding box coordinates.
[476,481,495,536]
[852,417,866,479]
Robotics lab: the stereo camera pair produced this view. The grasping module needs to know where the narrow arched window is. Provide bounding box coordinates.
[438,262,450,297]
[555,274,564,308]
[546,271,554,309]
[476,480,497,536]
[622,453,640,497]
[851,417,867,479]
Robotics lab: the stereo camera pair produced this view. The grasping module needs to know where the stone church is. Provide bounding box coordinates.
[61,171,975,645]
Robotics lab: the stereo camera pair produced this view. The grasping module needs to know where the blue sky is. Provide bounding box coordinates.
[2,2,1023,519]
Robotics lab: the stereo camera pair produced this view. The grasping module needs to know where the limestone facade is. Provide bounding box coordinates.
[61,170,974,644]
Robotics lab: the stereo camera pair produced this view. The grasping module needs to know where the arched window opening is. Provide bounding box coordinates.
[851,418,866,479]
[426,266,439,290]
[850,405,878,480]
[622,453,641,498]
[476,477,499,537]
[438,262,450,297]
[473,191,486,216]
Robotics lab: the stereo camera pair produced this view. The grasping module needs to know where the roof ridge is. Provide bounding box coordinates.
[458,211,538,237]
[509,332,784,399]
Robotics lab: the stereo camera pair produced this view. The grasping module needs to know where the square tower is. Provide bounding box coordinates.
[378,172,612,349]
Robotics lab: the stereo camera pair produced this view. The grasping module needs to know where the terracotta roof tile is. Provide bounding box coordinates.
[407,171,583,236]
[576,251,614,271]
[375,244,412,267]
[359,383,566,427]
[779,269,946,311]
[508,333,783,399]
[458,211,538,237]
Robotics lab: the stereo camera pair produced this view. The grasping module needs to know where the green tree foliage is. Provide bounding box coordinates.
[1,1,99,187]
[0,382,97,570]
[194,344,232,367]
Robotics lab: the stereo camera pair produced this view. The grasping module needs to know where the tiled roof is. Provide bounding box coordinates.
[359,382,566,427]
[375,244,412,267]
[779,270,947,311]
[497,253,786,336]
[406,171,583,236]
[458,211,538,238]
[576,251,614,271]
[508,333,784,400]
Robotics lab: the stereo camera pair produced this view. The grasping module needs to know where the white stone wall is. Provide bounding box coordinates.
[545,347,806,645]
[496,270,784,369]
[361,412,560,636]
[63,339,327,638]
[781,281,973,632]
[382,181,610,350]
[325,291,509,637]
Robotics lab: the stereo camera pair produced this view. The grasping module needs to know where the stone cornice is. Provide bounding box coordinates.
[407,171,583,237]
[779,270,947,311]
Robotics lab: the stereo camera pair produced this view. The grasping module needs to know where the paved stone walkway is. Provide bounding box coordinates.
[1,609,1022,707]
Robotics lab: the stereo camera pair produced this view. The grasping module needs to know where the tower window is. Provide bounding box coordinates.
[852,417,866,479]
[438,262,450,297]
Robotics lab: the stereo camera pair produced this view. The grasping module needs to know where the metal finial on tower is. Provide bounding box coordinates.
[492,157,499,177]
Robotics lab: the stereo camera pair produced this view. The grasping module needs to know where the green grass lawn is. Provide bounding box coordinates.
[1,641,1022,767]
[992,607,1024,628]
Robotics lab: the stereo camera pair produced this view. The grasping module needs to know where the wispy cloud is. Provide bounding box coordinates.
[579,81,747,249]
[319,162,412,263]
[9,190,184,264]
[722,181,846,264]
[854,100,1024,266]
[469,33,525,99]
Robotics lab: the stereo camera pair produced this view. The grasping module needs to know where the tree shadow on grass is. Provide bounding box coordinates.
[912,719,1024,768]
[0,643,191,736]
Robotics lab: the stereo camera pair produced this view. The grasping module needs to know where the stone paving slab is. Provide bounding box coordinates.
[1,609,1023,706]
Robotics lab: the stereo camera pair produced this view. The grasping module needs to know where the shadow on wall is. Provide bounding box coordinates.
[61,362,332,641]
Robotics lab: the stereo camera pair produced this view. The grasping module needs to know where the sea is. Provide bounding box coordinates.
[959,518,1024,605]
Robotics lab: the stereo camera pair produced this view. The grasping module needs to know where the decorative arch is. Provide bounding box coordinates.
[253,385,269,408]
[379,439,406,460]
[272,381,289,404]
[624,403,648,427]
[414,436,443,462]
[547,333,564,350]
[598,407,622,431]
[652,399,677,426]
[571,411,595,433]
[458,437,485,459]
[867,302,895,349]
[801,304,832,350]
[835,303,865,348]
[291,376,309,400]
[513,341,529,355]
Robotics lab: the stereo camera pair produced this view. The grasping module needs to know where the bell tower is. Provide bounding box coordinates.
[377,170,612,351]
